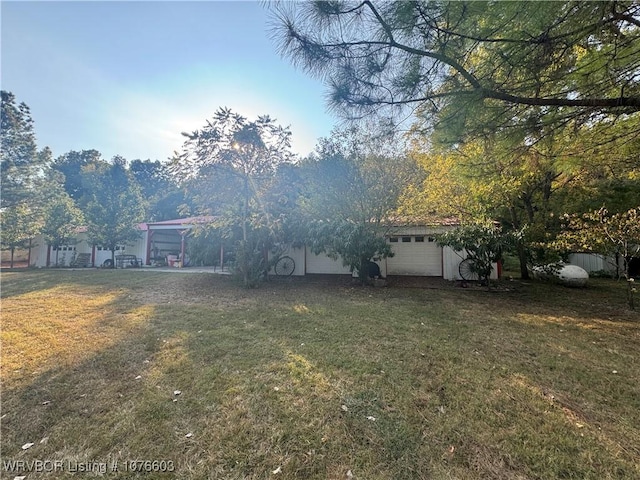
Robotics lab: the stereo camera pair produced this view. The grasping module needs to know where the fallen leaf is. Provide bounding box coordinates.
[346,470,353,478]
[272,466,282,474]
[41,400,51,406]
[135,375,142,380]
[185,433,193,438]
[612,370,618,374]
[174,390,182,396]
[22,442,34,450]
[40,437,49,444]
[341,405,349,412]
[14,476,27,480]
[366,416,376,421]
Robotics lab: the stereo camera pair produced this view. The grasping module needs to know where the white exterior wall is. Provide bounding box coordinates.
[29,231,147,268]
[442,247,499,281]
[268,245,306,276]
[305,248,353,275]
[29,235,49,267]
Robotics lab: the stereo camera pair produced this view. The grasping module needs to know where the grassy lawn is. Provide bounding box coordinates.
[1,270,639,479]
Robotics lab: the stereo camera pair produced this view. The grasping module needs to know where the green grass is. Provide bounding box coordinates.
[1,270,639,479]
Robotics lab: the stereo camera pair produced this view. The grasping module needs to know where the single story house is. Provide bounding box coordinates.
[27,216,500,281]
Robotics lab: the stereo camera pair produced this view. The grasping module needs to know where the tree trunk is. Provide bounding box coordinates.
[10,247,15,268]
[359,258,369,285]
[509,206,530,280]
[242,177,249,288]
[111,249,116,269]
[517,241,530,280]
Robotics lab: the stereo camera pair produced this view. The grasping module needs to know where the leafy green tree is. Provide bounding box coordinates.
[41,190,84,267]
[171,108,294,287]
[83,157,146,267]
[299,126,418,284]
[402,111,640,279]
[52,150,104,207]
[552,207,640,309]
[1,91,51,210]
[273,1,640,139]
[129,159,191,221]
[436,223,514,288]
[0,203,42,267]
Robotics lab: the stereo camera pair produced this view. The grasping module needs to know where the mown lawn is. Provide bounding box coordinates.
[1,270,639,479]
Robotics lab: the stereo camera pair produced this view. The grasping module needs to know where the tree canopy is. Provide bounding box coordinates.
[273,1,640,119]
[171,107,294,287]
[297,126,419,283]
[1,90,50,210]
[83,157,146,266]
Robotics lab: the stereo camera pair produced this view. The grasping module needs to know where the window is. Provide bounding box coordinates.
[402,237,411,243]
[415,236,425,242]
[389,237,399,243]
[53,245,76,251]
[428,237,436,242]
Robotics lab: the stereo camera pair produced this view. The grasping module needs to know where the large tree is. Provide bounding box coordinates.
[41,189,84,267]
[171,108,294,287]
[273,1,640,130]
[552,207,640,309]
[129,159,190,221]
[52,149,104,207]
[401,98,640,279]
[298,126,419,283]
[0,203,42,267]
[1,91,51,210]
[83,156,146,267]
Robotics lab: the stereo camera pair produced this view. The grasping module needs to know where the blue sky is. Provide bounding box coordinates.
[1,1,337,161]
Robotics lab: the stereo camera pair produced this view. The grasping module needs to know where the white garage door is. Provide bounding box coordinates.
[386,235,443,276]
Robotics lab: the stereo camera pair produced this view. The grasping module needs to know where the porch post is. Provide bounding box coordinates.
[146,230,155,265]
[220,244,224,271]
[46,244,51,267]
[180,231,186,268]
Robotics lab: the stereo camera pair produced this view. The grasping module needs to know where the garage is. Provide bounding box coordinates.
[385,234,443,276]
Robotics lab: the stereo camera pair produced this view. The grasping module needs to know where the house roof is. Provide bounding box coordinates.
[145,216,216,226]
[384,215,461,227]
[141,216,217,231]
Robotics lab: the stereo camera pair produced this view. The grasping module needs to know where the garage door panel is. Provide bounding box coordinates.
[386,237,442,276]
